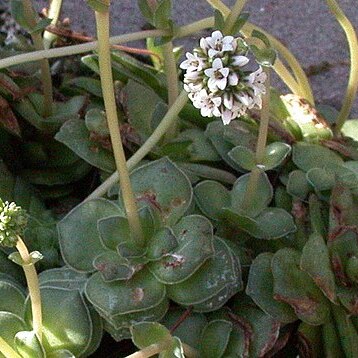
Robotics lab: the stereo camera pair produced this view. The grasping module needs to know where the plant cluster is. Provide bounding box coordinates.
[0,0,358,357]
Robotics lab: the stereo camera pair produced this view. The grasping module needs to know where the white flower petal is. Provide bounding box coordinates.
[229,72,239,86]
[219,68,230,77]
[212,58,223,69]
[217,77,228,90]
[232,55,250,67]
[212,30,223,41]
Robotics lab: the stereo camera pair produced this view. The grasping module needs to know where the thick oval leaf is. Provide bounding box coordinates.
[102,297,169,340]
[286,169,312,200]
[149,215,214,284]
[0,312,26,358]
[146,227,178,261]
[255,207,296,239]
[232,305,280,357]
[246,253,297,323]
[131,322,171,349]
[85,268,166,316]
[292,143,343,172]
[230,172,273,217]
[24,287,93,357]
[194,180,230,221]
[58,199,121,272]
[300,233,337,303]
[167,238,241,311]
[200,320,233,358]
[0,278,26,317]
[55,119,115,172]
[228,146,255,171]
[14,331,46,358]
[272,248,330,325]
[174,129,220,162]
[127,158,192,226]
[262,142,291,170]
[161,309,207,349]
[93,252,135,282]
[306,168,336,192]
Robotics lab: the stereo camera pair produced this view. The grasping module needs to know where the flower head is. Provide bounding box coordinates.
[181,30,267,125]
[0,199,28,247]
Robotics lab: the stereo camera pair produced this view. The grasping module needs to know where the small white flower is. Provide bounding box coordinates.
[184,81,204,93]
[204,58,230,92]
[204,30,236,58]
[180,52,205,72]
[235,91,253,107]
[246,67,267,96]
[221,107,238,125]
[232,55,250,67]
[191,89,222,118]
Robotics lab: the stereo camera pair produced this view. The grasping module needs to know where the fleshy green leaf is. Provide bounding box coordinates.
[14,331,46,358]
[149,215,214,284]
[85,268,166,317]
[292,143,343,171]
[55,118,115,173]
[300,233,337,303]
[200,320,232,358]
[246,253,297,323]
[58,199,121,272]
[272,248,330,325]
[131,322,171,349]
[194,180,230,220]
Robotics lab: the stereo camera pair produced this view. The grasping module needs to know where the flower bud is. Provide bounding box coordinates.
[0,199,28,247]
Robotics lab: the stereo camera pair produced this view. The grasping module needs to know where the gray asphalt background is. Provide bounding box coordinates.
[23,1,358,117]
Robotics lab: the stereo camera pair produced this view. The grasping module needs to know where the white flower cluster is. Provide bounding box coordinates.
[181,30,267,125]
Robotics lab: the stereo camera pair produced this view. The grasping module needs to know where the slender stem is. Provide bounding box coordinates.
[85,90,188,201]
[177,18,213,37]
[206,0,229,14]
[255,68,271,163]
[242,68,271,212]
[223,0,247,34]
[326,0,358,134]
[0,337,22,358]
[126,340,171,358]
[15,237,42,342]
[95,11,144,245]
[43,0,63,49]
[22,0,53,117]
[162,41,179,140]
[125,341,199,358]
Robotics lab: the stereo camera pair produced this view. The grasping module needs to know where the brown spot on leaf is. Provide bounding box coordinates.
[171,197,185,208]
[0,96,21,136]
[227,311,252,358]
[136,191,162,212]
[331,254,350,287]
[274,295,319,318]
[132,287,144,304]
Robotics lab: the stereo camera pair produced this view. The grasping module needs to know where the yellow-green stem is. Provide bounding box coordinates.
[162,41,179,140]
[23,0,53,117]
[0,336,22,358]
[326,0,358,134]
[86,90,188,201]
[255,68,271,163]
[43,0,63,49]
[95,10,144,246]
[125,340,199,358]
[223,0,247,34]
[242,68,271,211]
[16,237,42,342]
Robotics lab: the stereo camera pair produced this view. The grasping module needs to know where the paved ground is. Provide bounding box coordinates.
[25,0,358,117]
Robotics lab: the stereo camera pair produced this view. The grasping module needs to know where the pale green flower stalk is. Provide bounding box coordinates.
[43,0,63,49]
[326,0,358,134]
[94,1,145,246]
[241,67,271,211]
[0,200,43,342]
[0,336,22,358]
[22,0,53,117]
